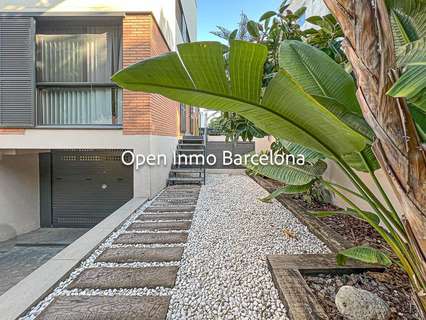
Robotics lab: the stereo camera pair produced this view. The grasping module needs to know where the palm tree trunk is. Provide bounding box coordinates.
[323,0,426,315]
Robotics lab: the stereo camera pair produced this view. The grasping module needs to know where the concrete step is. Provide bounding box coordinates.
[182,135,203,140]
[167,177,203,184]
[175,149,205,153]
[114,232,188,245]
[96,247,184,263]
[177,143,205,148]
[170,168,204,173]
[37,296,170,320]
[68,266,179,289]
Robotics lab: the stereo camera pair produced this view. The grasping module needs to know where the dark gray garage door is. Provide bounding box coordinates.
[51,150,133,228]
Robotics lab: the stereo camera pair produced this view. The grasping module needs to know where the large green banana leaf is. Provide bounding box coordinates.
[342,145,381,173]
[337,246,393,267]
[279,40,361,115]
[112,41,367,158]
[312,95,374,142]
[410,104,426,141]
[278,41,381,171]
[245,156,327,186]
[390,9,420,48]
[396,37,426,67]
[387,0,426,46]
[388,66,426,101]
[386,1,426,123]
[260,183,313,203]
[284,141,324,163]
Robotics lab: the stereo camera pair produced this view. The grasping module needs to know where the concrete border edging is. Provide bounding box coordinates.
[0,197,147,320]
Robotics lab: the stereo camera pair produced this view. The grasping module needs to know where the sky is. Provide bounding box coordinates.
[197,0,283,41]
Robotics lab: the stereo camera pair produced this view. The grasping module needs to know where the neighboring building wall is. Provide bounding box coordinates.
[0,154,39,241]
[288,0,329,17]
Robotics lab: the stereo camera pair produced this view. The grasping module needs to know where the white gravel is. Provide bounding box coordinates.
[21,173,329,320]
[167,174,329,320]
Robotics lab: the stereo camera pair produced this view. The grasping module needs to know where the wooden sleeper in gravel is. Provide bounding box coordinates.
[144,206,195,213]
[96,247,184,263]
[36,296,170,320]
[68,266,179,289]
[127,221,192,231]
[114,232,188,245]
[137,212,193,221]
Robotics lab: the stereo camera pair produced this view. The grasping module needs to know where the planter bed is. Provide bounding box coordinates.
[252,174,420,319]
[306,214,420,320]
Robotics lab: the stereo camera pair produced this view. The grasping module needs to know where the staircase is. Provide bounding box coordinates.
[167,135,206,185]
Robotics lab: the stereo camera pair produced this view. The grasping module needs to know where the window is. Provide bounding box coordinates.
[176,1,190,43]
[35,18,122,126]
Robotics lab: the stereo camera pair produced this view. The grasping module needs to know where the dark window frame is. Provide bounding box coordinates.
[35,17,123,128]
[176,0,191,43]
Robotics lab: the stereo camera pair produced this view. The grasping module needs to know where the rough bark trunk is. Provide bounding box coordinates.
[323,0,426,314]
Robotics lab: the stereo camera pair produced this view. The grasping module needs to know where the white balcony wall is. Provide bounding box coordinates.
[0,0,197,49]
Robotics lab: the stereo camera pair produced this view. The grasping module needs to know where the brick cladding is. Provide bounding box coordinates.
[123,14,179,136]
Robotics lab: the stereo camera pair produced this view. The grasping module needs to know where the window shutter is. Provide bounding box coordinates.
[0,17,35,127]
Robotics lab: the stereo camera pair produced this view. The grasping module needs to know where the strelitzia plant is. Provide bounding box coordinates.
[112,38,426,314]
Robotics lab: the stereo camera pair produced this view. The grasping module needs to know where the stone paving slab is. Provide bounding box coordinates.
[37,296,170,320]
[145,206,195,213]
[127,221,192,231]
[137,212,193,221]
[114,233,188,245]
[68,267,179,289]
[96,247,184,263]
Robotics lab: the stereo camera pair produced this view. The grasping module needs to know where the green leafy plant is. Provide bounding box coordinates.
[250,139,332,204]
[112,39,425,313]
[385,0,426,142]
[209,112,266,142]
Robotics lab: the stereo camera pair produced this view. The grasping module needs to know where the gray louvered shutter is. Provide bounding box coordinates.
[0,17,35,127]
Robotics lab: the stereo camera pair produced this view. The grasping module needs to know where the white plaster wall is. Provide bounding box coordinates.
[0,130,177,199]
[148,135,178,197]
[324,160,403,214]
[0,154,40,242]
[254,136,275,153]
[0,0,198,49]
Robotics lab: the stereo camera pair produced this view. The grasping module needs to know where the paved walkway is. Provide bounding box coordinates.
[0,228,88,295]
[25,185,200,320]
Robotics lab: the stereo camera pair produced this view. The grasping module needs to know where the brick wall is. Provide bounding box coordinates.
[0,129,25,135]
[122,14,179,136]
